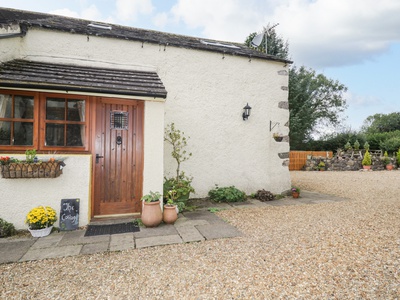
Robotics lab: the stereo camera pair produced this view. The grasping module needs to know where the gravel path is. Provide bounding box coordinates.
[1,171,399,299]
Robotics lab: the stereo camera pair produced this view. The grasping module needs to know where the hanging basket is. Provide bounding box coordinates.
[28,226,53,238]
[0,161,64,179]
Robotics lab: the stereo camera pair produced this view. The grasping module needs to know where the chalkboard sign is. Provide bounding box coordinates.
[60,199,80,231]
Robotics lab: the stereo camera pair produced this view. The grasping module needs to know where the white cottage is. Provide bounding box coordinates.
[0,8,291,229]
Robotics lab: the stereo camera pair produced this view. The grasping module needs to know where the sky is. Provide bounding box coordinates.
[1,0,399,132]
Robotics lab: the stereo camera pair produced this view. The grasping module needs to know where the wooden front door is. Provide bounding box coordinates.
[93,98,143,216]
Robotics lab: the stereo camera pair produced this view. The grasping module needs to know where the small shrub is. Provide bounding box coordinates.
[0,218,16,238]
[208,186,246,203]
[363,141,370,150]
[353,140,360,150]
[362,150,372,166]
[255,189,275,202]
[397,148,400,166]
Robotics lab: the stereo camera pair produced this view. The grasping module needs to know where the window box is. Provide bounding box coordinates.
[0,160,65,179]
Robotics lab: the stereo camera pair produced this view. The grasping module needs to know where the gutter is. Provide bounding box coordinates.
[0,23,27,39]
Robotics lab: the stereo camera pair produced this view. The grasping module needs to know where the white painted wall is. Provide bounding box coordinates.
[0,155,91,229]
[143,100,165,197]
[1,27,290,213]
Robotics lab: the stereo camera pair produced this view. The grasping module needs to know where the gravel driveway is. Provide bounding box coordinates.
[1,171,399,299]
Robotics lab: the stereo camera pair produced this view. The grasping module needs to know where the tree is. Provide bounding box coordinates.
[289,66,347,149]
[245,28,348,150]
[244,26,289,60]
[361,112,400,134]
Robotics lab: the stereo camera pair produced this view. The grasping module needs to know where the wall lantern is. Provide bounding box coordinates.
[242,103,252,121]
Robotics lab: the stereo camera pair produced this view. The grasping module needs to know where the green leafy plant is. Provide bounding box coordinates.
[318,161,326,169]
[208,207,223,213]
[0,218,16,237]
[208,185,246,203]
[25,149,37,163]
[291,187,300,193]
[382,151,391,166]
[397,148,400,167]
[353,140,360,150]
[364,141,370,150]
[164,123,192,182]
[164,123,195,211]
[344,141,352,151]
[141,191,161,203]
[362,150,372,166]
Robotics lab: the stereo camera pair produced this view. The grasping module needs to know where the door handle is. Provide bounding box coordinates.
[96,154,104,164]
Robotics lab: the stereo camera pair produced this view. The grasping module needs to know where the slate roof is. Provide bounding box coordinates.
[0,59,167,98]
[0,7,291,64]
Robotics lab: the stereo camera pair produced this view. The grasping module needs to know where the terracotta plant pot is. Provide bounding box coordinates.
[163,205,178,224]
[386,164,393,171]
[292,192,300,198]
[363,165,371,170]
[141,201,162,227]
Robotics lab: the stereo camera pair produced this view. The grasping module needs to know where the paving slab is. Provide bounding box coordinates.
[182,211,228,225]
[136,234,182,249]
[30,232,65,249]
[20,244,82,261]
[196,224,242,240]
[0,239,36,264]
[134,223,178,238]
[110,233,135,251]
[58,230,110,246]
[81,242,110,255]
[175,225,205,243]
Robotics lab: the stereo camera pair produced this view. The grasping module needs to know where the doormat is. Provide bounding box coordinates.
[84,222,140,237]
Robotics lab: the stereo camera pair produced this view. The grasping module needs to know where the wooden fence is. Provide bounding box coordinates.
[289,151,333,171]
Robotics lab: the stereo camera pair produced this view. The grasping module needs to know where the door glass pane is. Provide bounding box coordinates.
[67,124,84,146]
[14,122,33,145]
[0,94,12,118]
[46,124,64,146]
[67,100,85,121]
[0,121,11,145]
[14,96,34,119]
[46,98,65,120]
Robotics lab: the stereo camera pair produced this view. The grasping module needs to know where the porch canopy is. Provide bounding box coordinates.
[0,59,167,98]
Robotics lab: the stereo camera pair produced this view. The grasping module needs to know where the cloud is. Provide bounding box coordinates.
[115,0,154,22]
[344,91,382,107]
[168,0,400,68]
[153,12,169,28]
[49,8,80,18]
[49,5,103,22]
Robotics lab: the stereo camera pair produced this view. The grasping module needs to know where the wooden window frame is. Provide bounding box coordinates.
[0,89,90,153]
[0,89,39,151]
[39,93,89,152]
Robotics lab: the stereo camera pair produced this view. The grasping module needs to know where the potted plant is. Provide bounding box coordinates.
[141,191,163,227]
[318,161,326,171]
[291,187,300,198]
[273,133,283,142]
[362,149,372,170]
[163,190,178,224]
[382,151,393,170]
[25,206,57,237]
[364,141,370,151]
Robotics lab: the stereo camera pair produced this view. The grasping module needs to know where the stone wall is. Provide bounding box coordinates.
[304,151,396,171]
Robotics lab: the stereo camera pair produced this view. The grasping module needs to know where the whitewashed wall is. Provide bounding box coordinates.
[0,155,91,229]
[1,27,290,201]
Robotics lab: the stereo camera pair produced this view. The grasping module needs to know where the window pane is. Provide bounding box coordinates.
[68,100,85,121]
[46,98,65,120]
[15,96,34,119]
[0,94,12,118]
[46,124,64,146]
[14,122,33,145]
[0,121,11,145]
[67,124,84,146]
